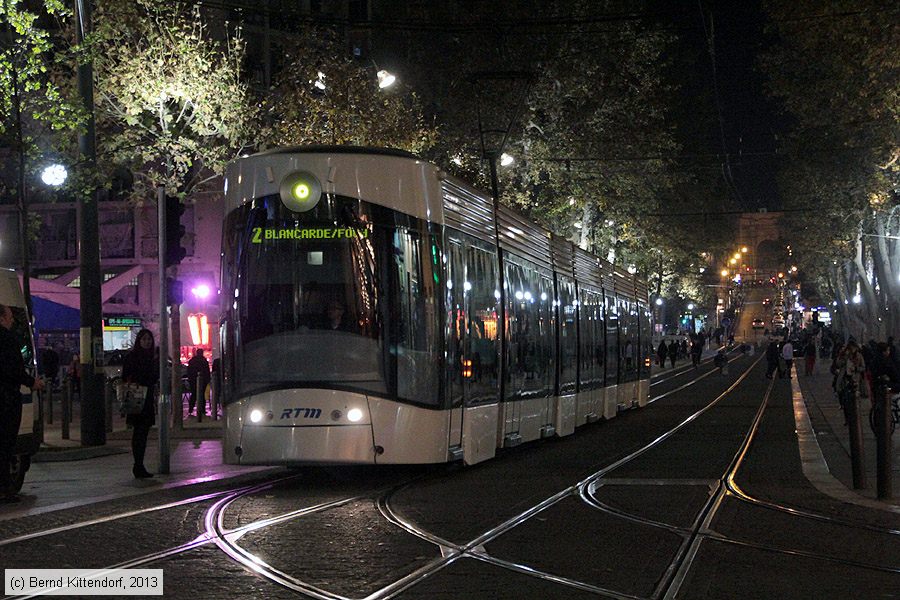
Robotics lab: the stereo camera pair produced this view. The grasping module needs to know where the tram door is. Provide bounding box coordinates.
[445,234,501,464]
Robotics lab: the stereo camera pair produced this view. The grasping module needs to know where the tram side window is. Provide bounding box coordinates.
[466,243,500,405]
[578,288,602,390]
[445,237,466,409]
[503,255,553,401]
[605,293,619,385]
[639,302,651,379]
[557,275,577,395]
[619,297,638,383]
[390,226,441,406]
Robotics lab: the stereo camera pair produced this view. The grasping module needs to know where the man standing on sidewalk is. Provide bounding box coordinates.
[0,304,44,503]
[781,339,794,379]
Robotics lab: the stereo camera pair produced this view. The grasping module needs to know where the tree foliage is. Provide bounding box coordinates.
[0,0,84,196]
[376,0,731,313]
[87,0,257,200]
[760,0,900,339]
[262,28,436,153]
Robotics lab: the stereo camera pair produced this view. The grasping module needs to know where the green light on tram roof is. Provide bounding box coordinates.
[279,171,322,213]
[292,182,311,200]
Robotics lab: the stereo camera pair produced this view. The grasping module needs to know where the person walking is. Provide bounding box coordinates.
[804,338,817,376]
[765,341,780,379]
[186,348,211,418]
[834,340,866,426]
[690,336,702,369]
[781,339,794,378]
[656,340,668,368]
[0,304,44,502]
[122,329,157,479]
[668,340,678,368]
[713,348,728,375]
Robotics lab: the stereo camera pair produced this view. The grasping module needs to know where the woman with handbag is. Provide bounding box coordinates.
[122,329,157,479]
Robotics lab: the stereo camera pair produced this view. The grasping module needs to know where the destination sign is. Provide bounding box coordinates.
[251,227,369,243]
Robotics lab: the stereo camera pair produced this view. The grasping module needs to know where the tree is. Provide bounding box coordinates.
[760,0,899,339]
[262,27,436,153]
[87,0,257,200]
[374,0,731,313]
[1,0,84,305]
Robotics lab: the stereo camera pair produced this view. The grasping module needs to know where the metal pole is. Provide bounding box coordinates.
[847,390,866,489]
[488,154,506,404]
[75,0,105,446]
[157,185,170,474]
[875,378,892,500]
[62,376,70,440]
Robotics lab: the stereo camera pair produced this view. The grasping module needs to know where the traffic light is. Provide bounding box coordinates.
[166,277,184,305]
[164,196,187,267]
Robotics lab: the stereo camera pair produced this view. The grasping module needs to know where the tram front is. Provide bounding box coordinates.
[220,149,445,465]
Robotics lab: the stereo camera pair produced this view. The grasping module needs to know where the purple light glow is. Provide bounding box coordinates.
[192,284,211,299]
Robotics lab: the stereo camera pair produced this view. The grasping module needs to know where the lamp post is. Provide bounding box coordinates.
[75,0,105,446]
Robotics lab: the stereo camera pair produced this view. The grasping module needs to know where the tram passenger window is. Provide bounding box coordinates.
[557,275,577,395]
[465,243,499,405]
[503,257,552,401]
[605,293,619,385]
[390,226,440,406]
[579,288,603,390]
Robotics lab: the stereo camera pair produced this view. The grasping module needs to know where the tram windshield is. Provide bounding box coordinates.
[222,194,441,405]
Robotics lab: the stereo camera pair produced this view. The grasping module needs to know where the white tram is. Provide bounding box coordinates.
[220,147,651,466]
[0,268,41,491]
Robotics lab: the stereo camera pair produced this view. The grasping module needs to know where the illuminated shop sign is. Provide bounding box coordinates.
[103,316,142,327]
[251,227,369,243]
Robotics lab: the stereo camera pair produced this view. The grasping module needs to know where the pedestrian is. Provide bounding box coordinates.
[690,337,702,369]
[668,340,677,368]
[834,340,866,426]
[804,338,817,376]
[829,340,844,392]
[122,329,157,479]
[870,342,900,392]
[781,339,794,378]
[656,340,668,367]
[69,353,81,394]
[713,348,728,375]
[765,340,779,379]
[0,304,44,502]
[186,348,211,418]
[40,346,60,389]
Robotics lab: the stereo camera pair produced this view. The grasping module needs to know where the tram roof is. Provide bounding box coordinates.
[252,145,420,161]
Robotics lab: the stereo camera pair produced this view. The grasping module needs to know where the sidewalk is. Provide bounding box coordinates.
[795,357,900,508]
[1,393,274,521]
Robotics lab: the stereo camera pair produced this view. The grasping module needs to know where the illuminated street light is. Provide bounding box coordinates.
[741,246,748,253]
[721,269,729,277]
[687,303,695,310]
[655,298,663,306]
[40,163,68,186]
[376,69,396,89]
[500,153,514,166]
[729,258,737,265]
[852,294,862,304]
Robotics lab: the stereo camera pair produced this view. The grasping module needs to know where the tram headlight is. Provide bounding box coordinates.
[347,408,363,422]
[249,409,263,423]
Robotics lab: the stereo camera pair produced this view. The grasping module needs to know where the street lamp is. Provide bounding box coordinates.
[655,297,663,306]
[40,163,68,186]
[376,69,396,89]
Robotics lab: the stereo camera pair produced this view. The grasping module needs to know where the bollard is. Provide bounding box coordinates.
[62,376,71,440]
[875,377,893,500]
[104,379,114,433]
[45,386,53,425]
[847,389,866,489]
[196,379,203,423]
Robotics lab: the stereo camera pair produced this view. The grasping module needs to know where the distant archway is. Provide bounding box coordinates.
[736,211,785,277]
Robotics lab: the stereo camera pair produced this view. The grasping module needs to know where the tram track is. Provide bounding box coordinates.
[4,352,896,599]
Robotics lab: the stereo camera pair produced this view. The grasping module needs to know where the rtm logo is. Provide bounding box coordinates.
[281,408,322,419]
